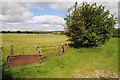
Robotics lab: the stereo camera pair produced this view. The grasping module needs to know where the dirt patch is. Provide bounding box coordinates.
[5,54,43,68]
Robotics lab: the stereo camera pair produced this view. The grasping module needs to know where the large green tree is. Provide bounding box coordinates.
[64,2,116,47]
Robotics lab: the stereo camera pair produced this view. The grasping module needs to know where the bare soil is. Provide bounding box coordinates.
[5,54,43,67]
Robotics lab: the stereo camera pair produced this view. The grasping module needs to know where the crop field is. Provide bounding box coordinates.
[2,34,119,78]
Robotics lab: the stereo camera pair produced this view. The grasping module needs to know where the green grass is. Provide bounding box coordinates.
[2,33,68,62]
[2,34,119,78]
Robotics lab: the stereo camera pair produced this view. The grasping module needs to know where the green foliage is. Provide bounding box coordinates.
[64,2,116,47]
[112,28,120,38]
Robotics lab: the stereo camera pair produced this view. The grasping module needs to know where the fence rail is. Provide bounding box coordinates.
[1,43,69,56]
[41,45,59,48]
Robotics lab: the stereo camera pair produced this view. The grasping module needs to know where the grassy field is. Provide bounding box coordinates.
[2,34,119,78]
[2,34,68,62]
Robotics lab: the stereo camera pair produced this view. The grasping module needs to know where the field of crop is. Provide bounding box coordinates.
[2,34,119,78]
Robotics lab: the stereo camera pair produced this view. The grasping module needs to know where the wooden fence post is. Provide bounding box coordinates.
[10,45,14,56]
[36,47,40,54]
[60,43,64,55]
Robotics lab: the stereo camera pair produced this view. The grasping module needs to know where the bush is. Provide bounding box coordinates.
[112,28,120,38]
[64,2,116,47]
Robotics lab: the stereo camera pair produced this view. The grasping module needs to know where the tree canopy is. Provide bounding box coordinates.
[64,2,116,47]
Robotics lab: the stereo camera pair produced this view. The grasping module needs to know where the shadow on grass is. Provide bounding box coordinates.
[100,77,118,80]
[68,43,96,48]
[2,67,13,80]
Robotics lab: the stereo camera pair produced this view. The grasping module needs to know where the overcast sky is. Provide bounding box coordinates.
[0,0,119,31]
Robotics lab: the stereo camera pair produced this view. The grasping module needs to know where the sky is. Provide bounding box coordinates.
[0,0,119,31]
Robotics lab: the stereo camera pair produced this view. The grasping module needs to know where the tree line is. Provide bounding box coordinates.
[112,28,120,38]
[1,30,65,35]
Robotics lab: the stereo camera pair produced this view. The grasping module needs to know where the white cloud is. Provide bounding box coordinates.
[1,0,119,2]
[48,2,74,11]
[1,2,118,23]
[1,2,33,23]
[31,15,65,25]
[2,23,64,31]
[42,24,50,27]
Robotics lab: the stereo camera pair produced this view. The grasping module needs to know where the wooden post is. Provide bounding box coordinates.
[10,45,14,56]
[60,43,64,55]
[36,47,40,54]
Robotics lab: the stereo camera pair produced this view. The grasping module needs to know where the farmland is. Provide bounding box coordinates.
[2,33,119,78]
